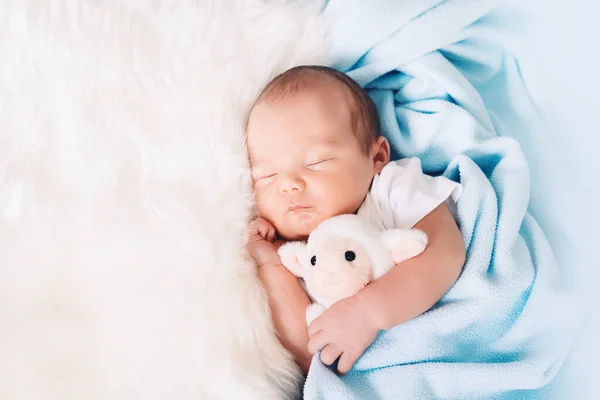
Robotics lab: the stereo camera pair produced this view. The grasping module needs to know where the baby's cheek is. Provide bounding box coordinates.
[325,182,364,216]
[310,177,339,207]
[255,190,276,216]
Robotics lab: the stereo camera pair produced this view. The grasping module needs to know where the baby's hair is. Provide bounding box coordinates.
[253,65,381,155]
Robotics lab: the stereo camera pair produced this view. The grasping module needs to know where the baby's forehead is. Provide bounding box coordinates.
[246,68,371,159]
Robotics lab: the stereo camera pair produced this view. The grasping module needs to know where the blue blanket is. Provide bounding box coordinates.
[304,1,580,398]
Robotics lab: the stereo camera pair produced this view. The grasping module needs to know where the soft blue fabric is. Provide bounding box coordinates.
[304,1,580,398]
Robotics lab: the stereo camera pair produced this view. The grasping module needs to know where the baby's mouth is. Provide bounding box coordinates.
[288,205,312,212]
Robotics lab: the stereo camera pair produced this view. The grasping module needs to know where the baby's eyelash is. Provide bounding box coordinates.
[306,158,333,167]
[257,173,276,180]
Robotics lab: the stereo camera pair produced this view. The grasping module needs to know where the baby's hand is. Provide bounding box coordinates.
[247,217,284,269]
[307,295,380,374]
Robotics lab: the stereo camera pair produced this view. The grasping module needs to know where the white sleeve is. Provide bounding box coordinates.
[358,158,462,230]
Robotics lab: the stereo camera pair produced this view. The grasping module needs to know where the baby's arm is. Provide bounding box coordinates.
[247,218,312,373]
[356,202,465,330]
[258,263,313,373]
[306,203,464,373]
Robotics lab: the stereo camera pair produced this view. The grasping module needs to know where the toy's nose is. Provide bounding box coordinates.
[322,267,336,283]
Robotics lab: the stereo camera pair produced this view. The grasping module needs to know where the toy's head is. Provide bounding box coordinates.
[278,214,427,306]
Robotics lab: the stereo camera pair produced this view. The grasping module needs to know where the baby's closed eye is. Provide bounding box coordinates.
[306,158,335,170]
[253,172,277,183]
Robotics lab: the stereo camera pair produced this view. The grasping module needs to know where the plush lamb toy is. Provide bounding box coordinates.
[277,214,428,325]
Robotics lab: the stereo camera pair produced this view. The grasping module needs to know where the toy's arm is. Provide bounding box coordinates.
[355,203,465,330]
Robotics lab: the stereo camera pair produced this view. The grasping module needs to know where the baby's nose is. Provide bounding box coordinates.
[279,174,306,194]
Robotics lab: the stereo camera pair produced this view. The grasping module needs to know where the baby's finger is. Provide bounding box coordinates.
[247,220,260,235]
[265,224,275,242]
[308,315,325,337]
[336,352,357,375]
[248,218,268,239]
[255,218,276,241]
[319,344,342,366]
[307,330,330,355]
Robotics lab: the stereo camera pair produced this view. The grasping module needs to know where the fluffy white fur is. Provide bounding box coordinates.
[0,1,325,398]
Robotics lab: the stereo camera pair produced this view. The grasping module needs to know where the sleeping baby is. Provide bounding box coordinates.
[245,65,465,374]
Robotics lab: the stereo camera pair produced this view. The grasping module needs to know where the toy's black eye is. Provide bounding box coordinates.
[310,255,317,266]
[345,251,356,262]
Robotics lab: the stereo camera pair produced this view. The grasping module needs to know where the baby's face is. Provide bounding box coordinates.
[247,85,381,241]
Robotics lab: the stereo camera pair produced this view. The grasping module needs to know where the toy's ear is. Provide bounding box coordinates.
[381,228,428,264]
[277,242,307,278]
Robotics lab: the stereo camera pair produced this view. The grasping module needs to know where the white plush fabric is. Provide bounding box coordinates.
[0,1,326,398]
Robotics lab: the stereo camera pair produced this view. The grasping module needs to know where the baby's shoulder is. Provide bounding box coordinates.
[382,157,422,172]
[375,157,424,183]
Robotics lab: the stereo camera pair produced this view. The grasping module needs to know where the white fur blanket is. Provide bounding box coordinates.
[0,1,326,398]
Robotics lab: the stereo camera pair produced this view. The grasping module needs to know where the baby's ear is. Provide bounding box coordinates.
[381,228,428,264]
[277,242,307,278]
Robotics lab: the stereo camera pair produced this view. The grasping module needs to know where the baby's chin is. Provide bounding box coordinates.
[277,218,321,241]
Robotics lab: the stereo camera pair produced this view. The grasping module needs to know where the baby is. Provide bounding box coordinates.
[246,66,465,374]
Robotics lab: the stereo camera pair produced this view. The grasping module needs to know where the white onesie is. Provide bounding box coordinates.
[357,158,462,230]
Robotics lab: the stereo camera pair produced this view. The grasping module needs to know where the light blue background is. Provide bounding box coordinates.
[494,0,598,397]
